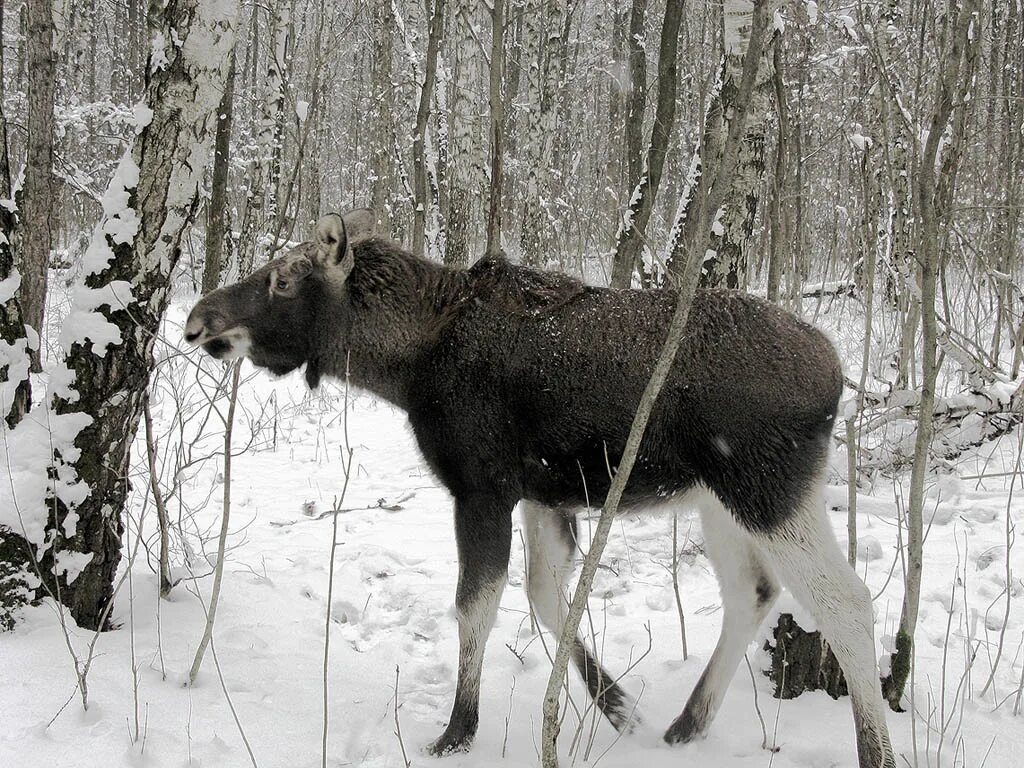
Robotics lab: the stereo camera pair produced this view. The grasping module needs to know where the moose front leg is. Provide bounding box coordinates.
[428,493,513,756]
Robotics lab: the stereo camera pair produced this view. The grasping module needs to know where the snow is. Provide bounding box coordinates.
[133,102,154,133]
[773,8,785,34]
[0,268,21,304]
[0,405,93,549]
[82,153,141,277]
[150,32,170,72]
[805,0,819,25]
[1,298,1022,768]
[850,124,873,151]
[296,100,309,122]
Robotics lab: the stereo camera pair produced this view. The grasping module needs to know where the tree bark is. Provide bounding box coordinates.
[699,11,776,289]
[0,0,29,430]
[445,0,485,266]
[610,0,684,288]
[519,0,566,267]
[411,0,446,258]
[19,0,57,373]
[369,0,396,234]
[484,0,505,257]
[237,0,291,276]
[882,0,980,711]
[38,0,240,631]
[623,0,648,193]
[663,1,778,282]
[203,53,237,295]
[0,0,33,631]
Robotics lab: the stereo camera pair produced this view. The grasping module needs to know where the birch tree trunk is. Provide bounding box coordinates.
[0,0,29,430]
[37,0,240,631]
[484,0,505,257]
[610,0,683,288]
[410,0,445,258]
[237,0,290,275]
[19,0,56,373]
[623,0,647,194]
[445,0,485,266]
[700,13,776,289]
[519,0,566,267]
[663,0,779,281]
[369,0,396,234]
[0,0,33,630]
[203,53,237,295]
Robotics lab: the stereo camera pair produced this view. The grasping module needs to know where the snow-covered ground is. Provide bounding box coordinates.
[2,298,1022,768]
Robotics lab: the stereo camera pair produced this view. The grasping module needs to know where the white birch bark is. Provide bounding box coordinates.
[519,0,566,267]
[37,0,240,631]
[237,0,291,275]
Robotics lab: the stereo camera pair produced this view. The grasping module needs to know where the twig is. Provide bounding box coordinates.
[743,654,771,751]
[188,361,242,684]
[394,666,412,768]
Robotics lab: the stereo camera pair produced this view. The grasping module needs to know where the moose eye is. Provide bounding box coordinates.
[275,278,290,291]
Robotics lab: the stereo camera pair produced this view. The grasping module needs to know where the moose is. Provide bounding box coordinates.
[185,210,896,768]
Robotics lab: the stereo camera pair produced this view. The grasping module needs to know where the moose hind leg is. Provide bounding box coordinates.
[429,494,513,756]
[665,495,779,744]
[753,484,896,768]
[523,502,638,732]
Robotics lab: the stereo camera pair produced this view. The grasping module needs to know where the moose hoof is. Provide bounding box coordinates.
[663,710,704,745]
[427,725,474,757]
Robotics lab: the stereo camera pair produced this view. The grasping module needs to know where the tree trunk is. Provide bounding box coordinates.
[610,0,683,288]
[663,1,779,282]
[519,0,566,267]
[369,0,396,234]
[445,0,485,266]
[623,0,647,193]
[765,38,788,302]
[36,0,240,631]
[765,613,847,699]
[699,13,776,289]
[411,0,445,258]
[203,53,237,295]
[19,0,57,373]
[883,0,980,711]
[237,0,290,276]
[484,0,505,257]
[0,0,33,630]
[0,0,29,430]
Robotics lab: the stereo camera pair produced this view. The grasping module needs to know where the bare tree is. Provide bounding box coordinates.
[369,0,397,234]
[237,0,292,275]
[882,0,981,711]
[35,0,241,630]
[610,0,684,288]
[484,0,505,257]
[18,0,57,372]
[0,0,29,430]
[203,53,238,295]
[410,0,446,258]
[445,0,486,266]
[519,0,566,266]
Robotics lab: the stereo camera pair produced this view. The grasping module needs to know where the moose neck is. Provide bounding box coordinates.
[313,239,467,408]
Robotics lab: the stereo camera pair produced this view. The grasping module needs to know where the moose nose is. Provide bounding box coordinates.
[184,315,206,345]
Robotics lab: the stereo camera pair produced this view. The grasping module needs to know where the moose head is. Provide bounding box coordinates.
[184,209,376,379]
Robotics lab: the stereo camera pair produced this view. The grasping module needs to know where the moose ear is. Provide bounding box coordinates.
[342,208,377,242]
[314,213,353,273]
